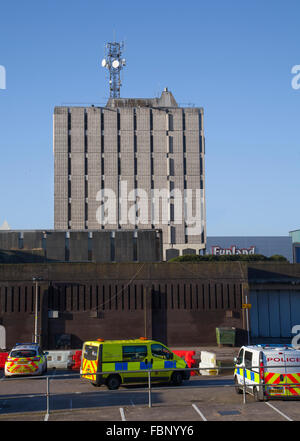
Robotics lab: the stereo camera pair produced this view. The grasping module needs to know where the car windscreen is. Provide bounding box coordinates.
[84,345,98,361]
[10,350,37,358]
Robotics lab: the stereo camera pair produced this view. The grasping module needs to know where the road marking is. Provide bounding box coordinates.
[192,404,207,421]
[120,407,126,421]
[265,402,293,421]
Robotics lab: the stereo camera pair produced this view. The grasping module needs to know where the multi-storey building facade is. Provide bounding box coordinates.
[53,89,206,258]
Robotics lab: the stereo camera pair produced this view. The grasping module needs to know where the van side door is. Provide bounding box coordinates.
[244,350,260,390]
[150,344,174,381]
[234,348,244,385]
[121,345,149,382]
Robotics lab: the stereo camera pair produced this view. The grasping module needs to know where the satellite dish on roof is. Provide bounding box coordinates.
[112,59,120,69]
[101,40,126,98]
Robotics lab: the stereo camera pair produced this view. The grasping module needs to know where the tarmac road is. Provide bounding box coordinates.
[0,369,299,422]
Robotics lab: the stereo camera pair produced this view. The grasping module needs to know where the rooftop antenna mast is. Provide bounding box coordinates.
[101,41,126,98]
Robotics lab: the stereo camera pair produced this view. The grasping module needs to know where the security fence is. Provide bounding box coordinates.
[1,364,300,417]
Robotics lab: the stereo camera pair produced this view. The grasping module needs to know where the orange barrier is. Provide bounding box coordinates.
[0,352,8,369]
[71,350,82,370]
[173,350,197,376]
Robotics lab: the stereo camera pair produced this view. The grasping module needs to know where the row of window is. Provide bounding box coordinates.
[66,157,203,177]
[66,109,202,133]
[84,343,172,362]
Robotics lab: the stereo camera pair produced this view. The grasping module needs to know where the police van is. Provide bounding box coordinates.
[80,338,189,389]
[234,345,300,400]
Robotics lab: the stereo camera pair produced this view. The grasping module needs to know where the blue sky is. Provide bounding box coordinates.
[0,0,299,235]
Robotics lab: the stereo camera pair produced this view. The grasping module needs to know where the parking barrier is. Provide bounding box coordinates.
[2,364,300,415]
[45,350,75,370]
[71,350,82,370]
[173,350,197,376]
[199,351,219,376]
[0,352,8,369]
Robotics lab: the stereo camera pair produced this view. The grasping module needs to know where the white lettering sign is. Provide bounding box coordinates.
[211,245,255,255]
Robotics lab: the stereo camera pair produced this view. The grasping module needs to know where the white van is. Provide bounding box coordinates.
[234,345,300,400]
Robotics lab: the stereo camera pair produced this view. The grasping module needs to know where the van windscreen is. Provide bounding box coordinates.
[84,345,98,361]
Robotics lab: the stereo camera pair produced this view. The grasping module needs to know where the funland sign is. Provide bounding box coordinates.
[211,245,256,256]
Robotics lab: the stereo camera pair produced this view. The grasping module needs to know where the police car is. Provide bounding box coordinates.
[4,343,48,377]
[234,344,300,400]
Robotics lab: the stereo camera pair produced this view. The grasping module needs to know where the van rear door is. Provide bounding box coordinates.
[263,349,288,397]
[281,348,300,397]
[82,343,99,382]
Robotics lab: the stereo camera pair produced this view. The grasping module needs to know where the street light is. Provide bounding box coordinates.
[32,277,43,344]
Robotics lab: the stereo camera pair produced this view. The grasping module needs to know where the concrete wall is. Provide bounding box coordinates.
[1,261,299,349]
[91,232,111,263]
[69,232,88,261]
[46,232,66,261]
[0,232,19,249]
[23,232,44,250]
[0,230,162,263]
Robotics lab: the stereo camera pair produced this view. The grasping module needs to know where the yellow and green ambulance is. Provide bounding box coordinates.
[80,338,189,389]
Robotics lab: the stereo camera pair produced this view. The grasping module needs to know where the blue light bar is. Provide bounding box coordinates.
[15,342,39,346]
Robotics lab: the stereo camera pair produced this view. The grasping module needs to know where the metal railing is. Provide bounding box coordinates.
[1,364,300,415]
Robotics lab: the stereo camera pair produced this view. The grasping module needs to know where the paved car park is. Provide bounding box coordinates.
[0,370,299,422]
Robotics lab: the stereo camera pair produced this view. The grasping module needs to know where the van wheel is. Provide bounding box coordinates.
[253,387,259,401]
[234,377,242,394]
[106,375,121,390]
[171,372,183,386]
[253,387,264,402]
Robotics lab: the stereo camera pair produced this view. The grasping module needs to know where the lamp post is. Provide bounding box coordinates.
[32,277,42,343]
[144,286,147,339]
